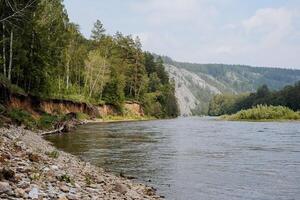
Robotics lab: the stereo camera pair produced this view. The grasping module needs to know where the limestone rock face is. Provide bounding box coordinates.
[165,64,221,116]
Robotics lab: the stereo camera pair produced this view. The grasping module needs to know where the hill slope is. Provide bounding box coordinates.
[164,58,300,116]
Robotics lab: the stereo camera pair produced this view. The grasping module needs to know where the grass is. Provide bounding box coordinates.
[46,150,60,159]
[38,114,60,129]
[76,112,90,120]
[7,108,36,128]
[223,105,300,121]
[102,114,154,122]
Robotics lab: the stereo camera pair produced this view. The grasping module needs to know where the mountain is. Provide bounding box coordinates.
[164,58,300,116]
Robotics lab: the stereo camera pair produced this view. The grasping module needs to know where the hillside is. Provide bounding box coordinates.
[164,58,300,116]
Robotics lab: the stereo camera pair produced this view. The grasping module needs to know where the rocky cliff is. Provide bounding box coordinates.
[164,59,300,116]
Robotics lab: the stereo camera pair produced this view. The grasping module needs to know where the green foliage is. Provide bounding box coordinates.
[209,82,300,116]
[85,173,94,185]
[76,112,90,120]
[46,150,60,159]
[0,1,179,119]
[7,108,36,128]
[59,174,74,184]
[224,105,300,121]
[38,114,60,130]
[208,93,248,116]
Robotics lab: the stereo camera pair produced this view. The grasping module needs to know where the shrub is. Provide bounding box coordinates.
[224,105,300,121]
[76,112,90,120]
[46,150,60,159]
[38,114,60,129]
[7,108,36,128]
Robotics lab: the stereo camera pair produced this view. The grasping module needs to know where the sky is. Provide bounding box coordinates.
[64,0,300,69]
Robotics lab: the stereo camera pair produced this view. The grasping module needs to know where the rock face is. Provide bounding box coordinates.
[164,58,300,116]
[165,64,222,116]
[0,127,162,200]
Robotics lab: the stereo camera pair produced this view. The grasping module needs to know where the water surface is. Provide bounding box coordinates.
[46,117,300,200]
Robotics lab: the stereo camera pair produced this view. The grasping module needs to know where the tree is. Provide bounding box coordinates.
[84,50,110,99]
[91,20,105,42]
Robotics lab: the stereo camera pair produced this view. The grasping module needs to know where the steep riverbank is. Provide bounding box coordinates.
[0,126,162,199]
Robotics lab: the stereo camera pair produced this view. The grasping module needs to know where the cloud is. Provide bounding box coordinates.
[242,8,295,47]
[131,0,218,27]
[130,1,300,68]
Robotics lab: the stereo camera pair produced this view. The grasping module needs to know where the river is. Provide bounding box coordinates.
[45,117,300,200]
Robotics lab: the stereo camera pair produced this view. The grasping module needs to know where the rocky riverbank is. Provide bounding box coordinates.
[0,126,162,200]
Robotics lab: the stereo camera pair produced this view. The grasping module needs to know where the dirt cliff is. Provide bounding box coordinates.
[3,92,144,119]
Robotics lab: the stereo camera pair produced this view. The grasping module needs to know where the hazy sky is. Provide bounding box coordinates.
[64,0,300,68]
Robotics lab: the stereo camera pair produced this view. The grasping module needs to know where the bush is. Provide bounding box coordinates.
[46,150,60,159]
[7,108,36,128]
[76,112,90,120]
[224,105,300,121]
[38,114,60,129]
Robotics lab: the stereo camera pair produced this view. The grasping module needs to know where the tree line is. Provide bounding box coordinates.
[0,0,179,118]
[208,81,300,116]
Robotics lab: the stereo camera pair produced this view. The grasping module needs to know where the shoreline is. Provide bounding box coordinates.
[0,126,163,199]
[85,117,156,124]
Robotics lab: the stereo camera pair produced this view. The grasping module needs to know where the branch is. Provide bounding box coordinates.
[0,0,36,23]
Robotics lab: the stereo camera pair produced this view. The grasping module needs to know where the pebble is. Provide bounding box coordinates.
[28,187,39,199]
[14,188,26,198]
[114,183,128,195]
[67,194,79,200]
[60,185,69,193]
[58,196,68,200]
[0,181,11,194]
[0,126,162,200]
[50,165,59,171]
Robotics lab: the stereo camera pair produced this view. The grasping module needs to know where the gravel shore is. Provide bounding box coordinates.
[0,126,162,200]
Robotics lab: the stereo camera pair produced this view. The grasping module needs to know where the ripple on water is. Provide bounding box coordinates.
[45,117,300,200]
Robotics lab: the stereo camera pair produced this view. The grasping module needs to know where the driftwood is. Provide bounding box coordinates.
[41,115,85,136]
[41,123,66,136]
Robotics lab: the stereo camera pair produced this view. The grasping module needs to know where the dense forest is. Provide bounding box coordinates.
[208,81,300,116]
[0,0,179,118]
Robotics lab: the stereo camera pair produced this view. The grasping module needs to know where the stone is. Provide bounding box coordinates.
[0,181,11,194]
[60,185,69,193]
[113,183,127,195]
[50,165,59,171]
[144,187,156,196]
[28,187,39,199]
[15,188,26,198]
[17,180,30,189]
[0,168,15,181]
[28,153,40,162]
[58,195,68,200]
[67,194,79,200]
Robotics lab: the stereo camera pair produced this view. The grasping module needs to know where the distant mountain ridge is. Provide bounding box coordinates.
[163,57,300,116]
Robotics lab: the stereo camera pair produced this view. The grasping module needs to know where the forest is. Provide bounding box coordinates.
[0,0,179,118]
[208,81,300,116]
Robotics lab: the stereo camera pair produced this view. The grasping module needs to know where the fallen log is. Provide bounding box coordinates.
[41,123,65,136]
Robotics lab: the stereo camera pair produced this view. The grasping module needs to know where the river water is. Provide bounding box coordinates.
[45,117,300,200]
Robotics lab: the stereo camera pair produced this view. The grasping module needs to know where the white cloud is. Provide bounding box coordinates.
[131,2,300,68]
[131,0,218,26]
[242,8,295,47]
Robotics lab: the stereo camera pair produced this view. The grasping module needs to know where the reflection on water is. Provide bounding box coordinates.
[46,117,300,200]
